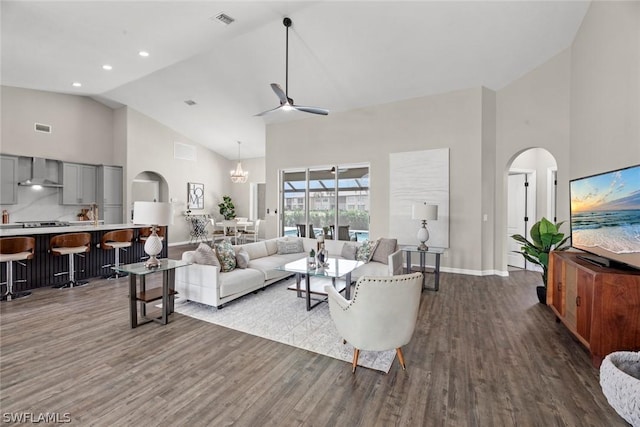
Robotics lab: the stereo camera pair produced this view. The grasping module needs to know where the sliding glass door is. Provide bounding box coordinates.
[280,165,369,241]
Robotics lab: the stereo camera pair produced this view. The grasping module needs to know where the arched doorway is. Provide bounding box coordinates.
[506,148,558,272]
[130,171,169,220]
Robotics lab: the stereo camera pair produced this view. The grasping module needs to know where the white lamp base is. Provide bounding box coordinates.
[144,229,163,268]
[417,221,429,251]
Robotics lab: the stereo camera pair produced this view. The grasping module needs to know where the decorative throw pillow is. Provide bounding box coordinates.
[215,239,237,272]
[193,243,220,268]
[341,243,358,260]
[276,238,304,255]
[356,239,378,263]
[371,238,397,265]
[235,247,250,269]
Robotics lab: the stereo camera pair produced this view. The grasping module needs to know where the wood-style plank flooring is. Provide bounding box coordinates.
[0,245,627,426]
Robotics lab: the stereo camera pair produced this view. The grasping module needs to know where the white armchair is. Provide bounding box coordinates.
[325,272,423,373]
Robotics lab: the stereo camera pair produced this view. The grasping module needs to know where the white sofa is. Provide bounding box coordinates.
[175,237,403,309]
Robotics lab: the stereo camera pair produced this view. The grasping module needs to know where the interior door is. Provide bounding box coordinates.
[507,173,527,268]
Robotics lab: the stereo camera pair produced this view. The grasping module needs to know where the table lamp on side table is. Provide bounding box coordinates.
[411,202,438,251]
[133,201,174,268]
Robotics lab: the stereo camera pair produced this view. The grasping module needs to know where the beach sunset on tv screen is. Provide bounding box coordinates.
[570,164,640,269]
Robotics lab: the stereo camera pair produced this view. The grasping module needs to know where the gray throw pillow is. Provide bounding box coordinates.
[341,243,358,260]
[276,238,304,255]
[235,247,250,269]
[371,238,397,265]
[193,243,221,268]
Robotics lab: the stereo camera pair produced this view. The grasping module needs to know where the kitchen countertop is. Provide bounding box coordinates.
[0,223,149,237]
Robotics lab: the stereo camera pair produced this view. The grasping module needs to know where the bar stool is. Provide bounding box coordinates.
[100,229,133,278]
[50,232,91,288]
[138,226,166,261]
[0,237,35,301]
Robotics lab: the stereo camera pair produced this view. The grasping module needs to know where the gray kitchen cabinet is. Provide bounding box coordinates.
[0,155,18,205]
[97,165,123,224]
[61,162,96,205]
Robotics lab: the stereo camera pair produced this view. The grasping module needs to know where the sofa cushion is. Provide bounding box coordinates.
[242,241,269,260]
[371,238,397,265]
[215,240,237,272]
[248,255,295,280]
[265,239,278,255]
[356,239,378,263]
[351,261,390,280]
[276,238,304,255]
[341,242,358,260]
[192,243,220,268]
[219,268,265,298]
[235,247,250,269]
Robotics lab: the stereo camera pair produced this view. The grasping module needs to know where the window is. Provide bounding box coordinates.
[280,165,370,241]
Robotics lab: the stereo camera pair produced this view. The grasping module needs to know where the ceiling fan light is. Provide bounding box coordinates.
[282,104,294,111]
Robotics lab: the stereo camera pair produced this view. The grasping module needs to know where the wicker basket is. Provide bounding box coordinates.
[600,351,640,426]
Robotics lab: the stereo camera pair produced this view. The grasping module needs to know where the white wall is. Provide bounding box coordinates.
[1,86,116,165]
[570,1,640,178]
[510,148,557,222]
[266,88,487,273]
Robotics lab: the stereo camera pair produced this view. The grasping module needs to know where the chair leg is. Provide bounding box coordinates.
[396,348,406,370]
[352,349,360,373]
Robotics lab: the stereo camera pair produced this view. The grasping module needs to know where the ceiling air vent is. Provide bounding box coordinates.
[212,13,235,25]
[35,123,52,133]
[184,100,197,106]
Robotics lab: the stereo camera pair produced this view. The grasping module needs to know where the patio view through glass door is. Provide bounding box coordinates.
[281,165,370,241]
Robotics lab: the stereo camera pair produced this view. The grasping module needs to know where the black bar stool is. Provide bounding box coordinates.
[50,232,91,288]
[0,237,35,301]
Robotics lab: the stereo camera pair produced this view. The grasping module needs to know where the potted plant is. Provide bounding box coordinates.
[511,217,570,304]
[218,196,236,220]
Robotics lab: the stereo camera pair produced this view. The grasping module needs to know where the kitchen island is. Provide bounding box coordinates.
[0,223,168,292]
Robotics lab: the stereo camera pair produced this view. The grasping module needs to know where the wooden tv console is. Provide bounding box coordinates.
[547,251,640,367]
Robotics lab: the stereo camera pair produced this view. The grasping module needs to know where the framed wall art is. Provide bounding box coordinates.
[187,182,204,210]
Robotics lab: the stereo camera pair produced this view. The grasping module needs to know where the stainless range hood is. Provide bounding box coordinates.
[17,157,63,188]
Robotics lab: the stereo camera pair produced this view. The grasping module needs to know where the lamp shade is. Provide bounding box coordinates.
[412,203,438,221]
[133,202,174,226]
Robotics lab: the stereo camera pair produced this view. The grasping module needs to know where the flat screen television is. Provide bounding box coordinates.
[570,164,640,270]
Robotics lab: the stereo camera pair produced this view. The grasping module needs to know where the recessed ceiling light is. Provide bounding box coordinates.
[138,51,149,57]
[102,64,113,70]
[184,100,197,106]
[72,82,82,87]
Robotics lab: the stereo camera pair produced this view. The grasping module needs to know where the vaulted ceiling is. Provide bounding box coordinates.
[1,1,590,160]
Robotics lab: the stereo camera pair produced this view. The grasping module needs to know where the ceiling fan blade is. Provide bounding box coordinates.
[293,105,329,115]
[270,83,290,106]
[254,105,282,117]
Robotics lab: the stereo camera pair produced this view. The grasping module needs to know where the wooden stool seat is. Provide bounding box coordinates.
[101,229,133,278]
[50,232,91,288]
[1,237,35,301]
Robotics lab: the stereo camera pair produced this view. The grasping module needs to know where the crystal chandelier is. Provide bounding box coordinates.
[230,141,249,184]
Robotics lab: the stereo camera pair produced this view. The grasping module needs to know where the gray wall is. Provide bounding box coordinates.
[266,87,487,274]
[570,1,640,178]
[1,86,116,165]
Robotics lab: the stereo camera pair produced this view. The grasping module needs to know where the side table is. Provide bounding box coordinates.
[401,246,444,291]
[113,259,189,328]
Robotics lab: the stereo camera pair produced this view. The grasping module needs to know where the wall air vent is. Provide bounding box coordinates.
[212,13,235,25]
[174,142,196,161]
[184,100,197,106]
[35,123,52,133]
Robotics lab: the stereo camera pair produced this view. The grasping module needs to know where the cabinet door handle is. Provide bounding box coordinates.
[576,296,581,307]
[558,282,562,292]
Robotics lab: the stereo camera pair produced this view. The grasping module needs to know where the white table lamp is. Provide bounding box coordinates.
[412,203,438,251]
[133,201,174,268]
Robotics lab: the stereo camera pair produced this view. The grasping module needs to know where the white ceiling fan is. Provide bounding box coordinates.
[256,17,329,117]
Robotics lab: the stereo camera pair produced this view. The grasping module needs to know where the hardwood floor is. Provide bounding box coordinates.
[0,245,626,426]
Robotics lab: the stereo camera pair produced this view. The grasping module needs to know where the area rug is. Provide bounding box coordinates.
[173,277,395,373]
